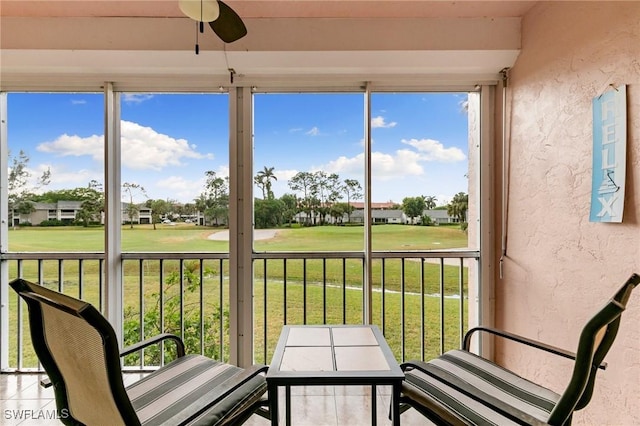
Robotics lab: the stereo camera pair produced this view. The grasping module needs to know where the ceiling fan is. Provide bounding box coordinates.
[179,0,247,52]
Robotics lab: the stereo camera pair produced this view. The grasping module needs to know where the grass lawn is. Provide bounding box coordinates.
[7,223,469,252]
[6,224,471,367]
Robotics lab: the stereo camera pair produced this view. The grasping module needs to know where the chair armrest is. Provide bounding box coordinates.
[188,364,271,421]
[42,335,186,388]
[220,364,269,390]
[209,364,269,405]
[120,333,186,358]
[463,326,607,370]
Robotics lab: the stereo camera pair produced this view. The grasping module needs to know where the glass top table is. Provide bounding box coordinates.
[266,325,404,425]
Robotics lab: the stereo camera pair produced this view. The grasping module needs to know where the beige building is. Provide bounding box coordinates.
[13,201,152,226]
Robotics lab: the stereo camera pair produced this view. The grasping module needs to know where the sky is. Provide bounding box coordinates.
[7,91,469,206]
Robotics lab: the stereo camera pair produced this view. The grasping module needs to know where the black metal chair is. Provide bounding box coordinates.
[10,278,270,426]
[399,273,639,426]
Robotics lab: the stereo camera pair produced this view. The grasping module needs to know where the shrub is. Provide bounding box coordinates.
[123,261,229,366]
[420,215,434,226]
[39,219,66,227]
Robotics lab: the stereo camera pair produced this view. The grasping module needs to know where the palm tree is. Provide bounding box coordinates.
[255,166,277,199]
[447,192,468,223]
[424,195,437,210]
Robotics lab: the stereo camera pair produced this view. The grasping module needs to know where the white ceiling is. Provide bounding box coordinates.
[0,1,538,90]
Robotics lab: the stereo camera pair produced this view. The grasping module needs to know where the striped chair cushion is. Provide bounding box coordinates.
[127,355,267,426]
[402,350,560,426]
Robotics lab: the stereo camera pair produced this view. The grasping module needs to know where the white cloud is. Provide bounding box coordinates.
[123,94,154,104]
[216,165,230,180]
[36,120,214,171]
[401,138,466,162]
[71,99,87,105]
[318,138,464,183]
[46,167,98,186]
[154,176,205,202]
[121,121,215,170]
[306,127,320,136]
[371,116,397,129]
[152,166,229,202]
[372,150,424,178]
[289,128,303,133]
[13,163,99,194]
[37,134,103,160]
[274,169,298,182]
[323,150,423,180]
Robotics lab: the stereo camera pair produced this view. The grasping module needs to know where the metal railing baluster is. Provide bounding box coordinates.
[139,259,144,368]
[263,259,268,363]
[2,250,477,372]
[401,258,406,362]
[439,258,445,355]
[420,258,425,361]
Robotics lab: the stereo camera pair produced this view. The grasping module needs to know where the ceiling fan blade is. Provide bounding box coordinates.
[210,1,247,43]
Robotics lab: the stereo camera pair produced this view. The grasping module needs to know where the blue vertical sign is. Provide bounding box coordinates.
[590,85,626,223]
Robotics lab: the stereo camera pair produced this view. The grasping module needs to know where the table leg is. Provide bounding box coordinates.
[371,384,377,426]
[285,385,292,426]
[268,383,279,426]
[391,383,401,426]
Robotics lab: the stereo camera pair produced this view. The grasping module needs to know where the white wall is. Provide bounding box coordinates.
[500,2,640,424]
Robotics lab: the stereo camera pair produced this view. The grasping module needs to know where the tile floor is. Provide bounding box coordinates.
[1,373,430,425]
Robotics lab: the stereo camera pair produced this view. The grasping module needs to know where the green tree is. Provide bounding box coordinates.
[420,214,434,226]
[254,198,285,228]
[402,196,426,224]
[279,193,298,227]
[330,202,350,225]
[314,171,341,225]
[424,195,437,210]
[288,171,315,226]
[8,150,51,226]
[182,202,197,221]
[76,181,104,227]
[199,171,229,226]
[146,198,174,230]
[122,182,147,228]
[123,261,228,365]
[254,166,277,200]
[342,179,362,223]
[447,192,468,223]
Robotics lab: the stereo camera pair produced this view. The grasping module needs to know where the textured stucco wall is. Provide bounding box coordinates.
[499,2,640,425]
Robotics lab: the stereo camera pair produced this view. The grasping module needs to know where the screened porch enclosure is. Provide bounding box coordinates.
[1,86,490,371]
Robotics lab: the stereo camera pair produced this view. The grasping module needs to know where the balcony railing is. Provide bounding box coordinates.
[1,249,478,372]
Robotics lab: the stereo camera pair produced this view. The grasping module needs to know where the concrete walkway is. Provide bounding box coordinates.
[208,229,279,241]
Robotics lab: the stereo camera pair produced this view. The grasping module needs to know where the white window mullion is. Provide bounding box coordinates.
[229,87,254,367]
[104,83,123,346]
[478,84,496,359]
[363,83,373,324]
[0,92,9,370]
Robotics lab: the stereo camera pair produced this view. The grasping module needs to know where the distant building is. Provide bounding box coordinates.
[348,202,398,210]
[13,201,152,226]
[14,200,83,226]
[423,209,460,224]
[349,209,405,224]
[124,204,152,225]
[293,204,459,225]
